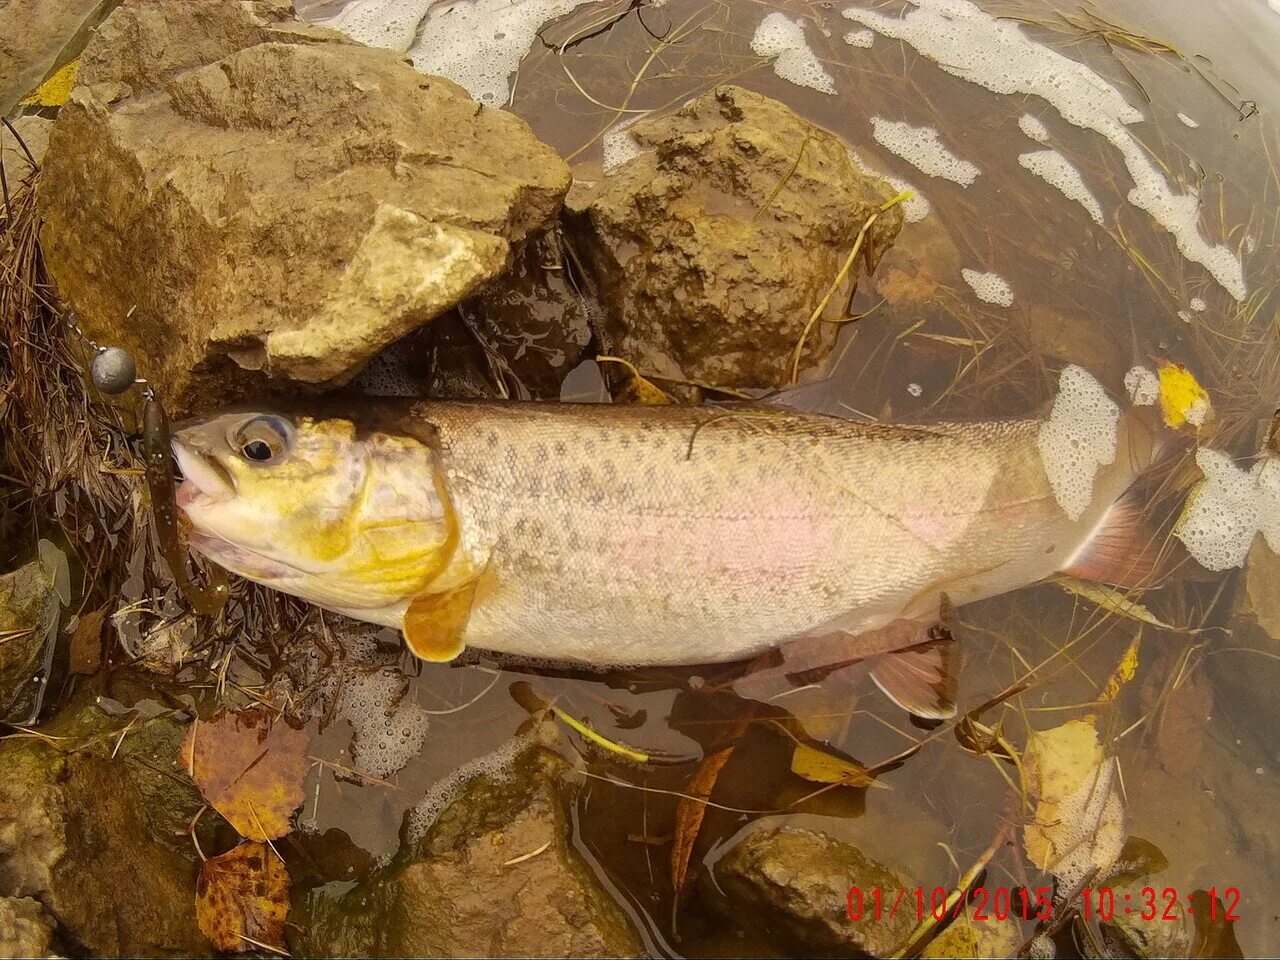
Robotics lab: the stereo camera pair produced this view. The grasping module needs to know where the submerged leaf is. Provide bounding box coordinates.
[790,741,877,787]
[1097,632,1142,706]
[1055,576,1196,634]
[196,840,290,953]
[596,355,672,404]
[1022,719,1125,886]
[182,708,310,841]
[68,607,106,675]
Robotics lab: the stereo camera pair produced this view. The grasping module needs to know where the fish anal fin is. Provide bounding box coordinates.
[869,635,960,721]
[402,577,480,662]
[1062,485,1162,589]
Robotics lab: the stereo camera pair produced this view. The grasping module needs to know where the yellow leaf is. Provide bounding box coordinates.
[1098,633,1141,705]
[1054,576,1197,634]
[790,742,876,787]
[1157,361,1211,429]
[196,840,290,953]
[596,355,672,405]
[21,60,79,108]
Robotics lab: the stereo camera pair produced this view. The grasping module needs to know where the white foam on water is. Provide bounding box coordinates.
[1175,448,1280,570]
[907,382,923,397]
[1245,235,1257,254]
[842,0,1247,300]
[844,28,875,48]
[406,0,598,105]
[1177,112,1199,128]
[1018,112,1049,143]
[1190,297,1206,312]
[342,669,432,780]
[961,267,1014,306]
[1037,365,1121,521]
[848,150,931,221]
[601,116,646,174]
[1124,365,1159,406]
[316,0,434,51]
[751,13,837,94]
[405,734,530,846]
[1018,149,1103,224]
[871,117,980,186]
[1177,309,1194,323]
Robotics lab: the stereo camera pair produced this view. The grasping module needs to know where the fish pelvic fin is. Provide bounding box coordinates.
[869,602,960,720]
[1061,482,1165,589]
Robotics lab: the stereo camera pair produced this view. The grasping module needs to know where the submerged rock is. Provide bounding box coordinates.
[921,915,1021,959]
[38,0,571,414]
[0,896,55,958]
[0,116,52,182]
[708,823,916,957]
[568,85,903,390]
[0,733,208,955]
[296,735,643,958]
[0,560,57,724]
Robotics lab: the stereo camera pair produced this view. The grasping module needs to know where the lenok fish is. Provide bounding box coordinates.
[172,365,1161,719]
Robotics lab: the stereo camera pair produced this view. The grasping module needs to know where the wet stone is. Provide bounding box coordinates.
[707,823,917,958]
[0,560,57,725]
[0,896,55,958]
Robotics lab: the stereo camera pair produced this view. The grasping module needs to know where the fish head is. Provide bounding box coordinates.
[173,409,453,609]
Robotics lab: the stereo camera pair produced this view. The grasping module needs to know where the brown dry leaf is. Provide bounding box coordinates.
[182,708,310,841]
[68,608,106,675]
[1140,657,1213,778]
[670,705,756,911]
[790,741,877,787]
[196,840,290,953]
[596,355,672,404]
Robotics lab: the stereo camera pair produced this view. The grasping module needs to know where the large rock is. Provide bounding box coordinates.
[568,85,903,389]
[0,896,55,959]
[0,734,208,955]
[0,116,52,182]
[295,736,643,958]
[38,0,571,414]
[0,560,57,724]
[0,0,107,115]
[707,823,916,958]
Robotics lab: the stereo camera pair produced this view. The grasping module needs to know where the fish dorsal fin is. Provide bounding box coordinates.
[869,598,960,720]
[1061,484,1163,589]
[402,576,481,662]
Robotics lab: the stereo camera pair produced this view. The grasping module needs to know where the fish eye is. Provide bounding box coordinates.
[231,415,293,466]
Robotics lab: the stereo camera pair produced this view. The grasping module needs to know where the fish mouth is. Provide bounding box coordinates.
[172,439,236,509]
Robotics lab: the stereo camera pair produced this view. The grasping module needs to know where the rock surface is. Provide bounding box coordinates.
[568,85,903,389]
[0,896,55,959]
[383,742,642,957]
[0,0,106,115]
[0,116,52,182]
[0,732,208,955]
[708,823,916,957]
[295,736,643,958]
[0,560,56,724]
[38,0,571,414]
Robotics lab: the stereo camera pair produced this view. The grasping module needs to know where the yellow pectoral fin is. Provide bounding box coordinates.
[402,577,481,662]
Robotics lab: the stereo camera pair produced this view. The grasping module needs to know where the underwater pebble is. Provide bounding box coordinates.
[870,117,980,186]
[960,268,1014,306]
[90,346,137,394]
[751,13,837,95]
[842,0,1246,301]
[1037,365,1120,521]
[1018,149,1103,224]
[1124,365,1159,406]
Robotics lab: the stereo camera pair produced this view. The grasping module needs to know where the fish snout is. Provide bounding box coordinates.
[172,436,236,507]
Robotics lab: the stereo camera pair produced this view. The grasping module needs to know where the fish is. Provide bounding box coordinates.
[172,367,1162,718]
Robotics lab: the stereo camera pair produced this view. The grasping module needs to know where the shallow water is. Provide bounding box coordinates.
[13,0,1280,955]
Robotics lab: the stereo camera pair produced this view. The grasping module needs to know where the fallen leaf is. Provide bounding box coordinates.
[1097,633,1142,705]
[182,708,310,840]
[20,60,79,108]
[1140,655,1213,778]
[1158,361,1211,429]
[68,608,105,675]
[1055,576,1196,634]
[1022,719,1125,886]
[671,705,755,913]
[790,741,877,787]
[196,840,290,953]
[596,355,672,404]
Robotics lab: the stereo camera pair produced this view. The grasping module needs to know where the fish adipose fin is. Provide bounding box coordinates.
[868,597,960,720]
[402,577,480,662]
[1061,484,1163,589]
